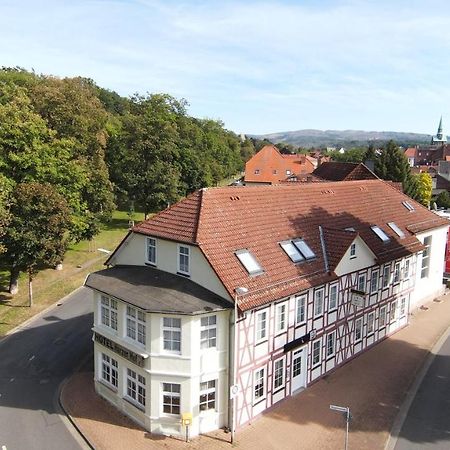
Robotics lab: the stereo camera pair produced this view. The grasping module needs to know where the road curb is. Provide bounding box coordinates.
[385,294,450,450]
[0,286,84,346]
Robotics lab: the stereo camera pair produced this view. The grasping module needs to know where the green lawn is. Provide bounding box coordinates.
[0,210,145,336]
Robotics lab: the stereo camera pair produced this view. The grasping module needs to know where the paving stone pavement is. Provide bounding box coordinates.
[61,291,450,450]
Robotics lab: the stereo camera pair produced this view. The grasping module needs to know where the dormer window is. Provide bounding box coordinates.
[236,249,263,275]
[387,222,405,238]
[402,200,415,211]
[371,226,390,242]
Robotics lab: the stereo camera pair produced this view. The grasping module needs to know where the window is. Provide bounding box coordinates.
[275,303,287,333]
[126,368,146,408]
[162,383,180,414]
[314,289,324,317]
[293,239,316,260]
[273,358,285,390]
[329,285,338,310]
[312,339,321,366]
[402,200,415,211]
[280,241,305,263]
[256,310,267,342]
[178,245,190,275]
[357,274,366,292]
[199,380,216,412]
[371,225,390,242]
[404,259,411,279]
[236,249,263,275]
[326,332,335,357]
[370,270,379,293]
[254,367,265,402]
[296,295,307,324]
[146,237,156,265]
[367,312,374,334]
[200,315,217,349]
[126,305,146,345]
[393,262,401,283]
[421,236,432,279]
[163,317,181,353]
[286,170,291,175]
[350,243,356,258]
[101,353,118,388]
[400,297,407,317]
[100,295,118,331]
[387,222,405,239]
[379,306,387,327]
[354,318,363,342]
[254,169,260,175]
[389,300,397,322]
[382,265,390,288]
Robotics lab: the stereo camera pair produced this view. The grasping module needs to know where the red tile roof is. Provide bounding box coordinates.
[130,180,448,311]
[313,162,378,181]
[404,148,417,158]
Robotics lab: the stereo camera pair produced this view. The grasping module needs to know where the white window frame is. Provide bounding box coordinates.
[350,243,356,258]
[367,312,375,334]
[329,284,338,310]
[199,380,217,412]
[312,338,322,366]
[296,295,307,325]
[370,270,379,293]
[126,305,146,345]
[314,288,324,317]
[326,331,336,358]
[400,297,407,317]
[354,317,363,342]
[273,357,285,390]
[382,264,390,289]
[393,262,401,284]
[357,274,366,292]
[200,315,217,349]
[253,367,266,403]
[126,368,146,409]
[421,236,432,279]
[275,303,287,333]
[100,295,118,331]
[404,259,411,280]
[178,245,190,275]
[389,300,397,322]
[162,382,181,415]
[280,241,305,263]
[371,225,390,242]
[236,249,263,275]
[146,236,157,265]
[101,353,118,389]
[379,306,387,328]
[387,222,405,238]
[162,317,182,354]
[255,309,267,342]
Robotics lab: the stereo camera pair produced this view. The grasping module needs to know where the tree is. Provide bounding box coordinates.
[0,175,12,255]
[375,140,418,199]
[1,183,69,304]
[435,190,450,209]
[329,147,366,163]
[415,173,432,207]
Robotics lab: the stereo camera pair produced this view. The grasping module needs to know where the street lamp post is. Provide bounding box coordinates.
[330,404,351,450]
[231,286,248,445]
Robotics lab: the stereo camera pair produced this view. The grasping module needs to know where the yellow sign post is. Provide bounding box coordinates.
[181,412,192,442]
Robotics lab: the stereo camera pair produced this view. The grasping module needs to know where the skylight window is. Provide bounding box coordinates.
[402,200,415,211]
[280,241,305,263]
[371,226,390,243]
[387,222,405,238]
[235,250,263,275]
[293,239,316,260]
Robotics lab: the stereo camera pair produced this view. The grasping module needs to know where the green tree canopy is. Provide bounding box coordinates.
[415,172,432,207]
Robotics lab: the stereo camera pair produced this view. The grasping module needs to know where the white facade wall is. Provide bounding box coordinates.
[92,290,231,438]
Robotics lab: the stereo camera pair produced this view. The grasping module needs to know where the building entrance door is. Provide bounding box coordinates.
[291,347,307,393]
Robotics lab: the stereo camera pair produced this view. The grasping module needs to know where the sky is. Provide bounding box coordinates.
[1,0,450,135]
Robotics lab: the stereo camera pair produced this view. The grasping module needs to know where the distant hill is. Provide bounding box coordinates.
[251,129,432,148]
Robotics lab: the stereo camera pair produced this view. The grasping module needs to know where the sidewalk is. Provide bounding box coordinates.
[61,292,450,450]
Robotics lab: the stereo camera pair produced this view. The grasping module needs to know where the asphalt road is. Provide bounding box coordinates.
[0,287,93,450]
[394,329,450,450]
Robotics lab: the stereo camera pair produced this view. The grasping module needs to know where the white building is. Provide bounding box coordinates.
[85,179,448,439]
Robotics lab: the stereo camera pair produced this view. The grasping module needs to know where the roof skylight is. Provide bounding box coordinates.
[280,241,305,263]
[371,225,390,242]
[293,239,316,260]
[402,200,415,211]
[235,250,263,275]
[387,222,405,238]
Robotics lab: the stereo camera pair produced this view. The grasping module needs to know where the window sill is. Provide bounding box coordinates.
[144,261,156,267]
[177,271,190,278]
[253,397,266,406]
[272,386,285,395]
[326,354,335,361]
[124,396,145,412]
[97,379,118,393]
[255,339,268,346]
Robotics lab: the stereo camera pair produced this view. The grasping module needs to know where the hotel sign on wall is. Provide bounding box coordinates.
[94,332,145,367]
[350,289,365,308]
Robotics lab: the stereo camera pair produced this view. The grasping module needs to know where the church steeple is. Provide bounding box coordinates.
[431,116,447,145]
[437,116,443,139]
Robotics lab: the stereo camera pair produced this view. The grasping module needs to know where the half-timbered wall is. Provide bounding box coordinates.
[234,255,416,429]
